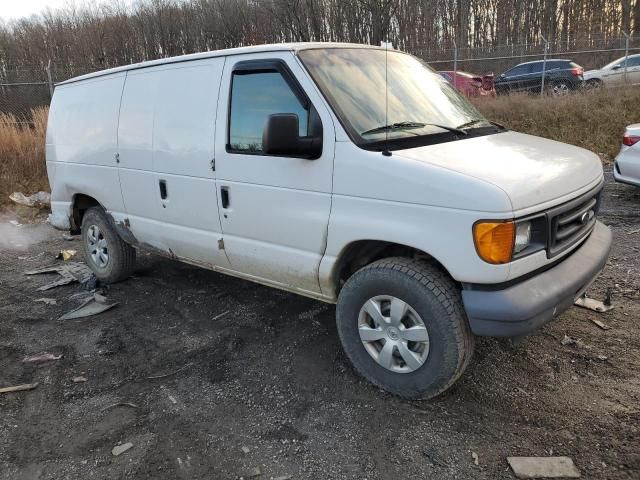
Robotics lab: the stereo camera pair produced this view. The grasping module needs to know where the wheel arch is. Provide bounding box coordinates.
[70,193,103,233]
[330,239,455,296]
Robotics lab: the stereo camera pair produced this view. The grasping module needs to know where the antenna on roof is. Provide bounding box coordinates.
[382,39,392,157]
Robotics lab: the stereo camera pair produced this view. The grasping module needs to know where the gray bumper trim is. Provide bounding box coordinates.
[462,221,612,337]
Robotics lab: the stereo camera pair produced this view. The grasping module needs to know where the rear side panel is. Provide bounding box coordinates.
[46,73,127,222]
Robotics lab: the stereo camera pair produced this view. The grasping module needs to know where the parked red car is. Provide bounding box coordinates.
[438,71,496,98]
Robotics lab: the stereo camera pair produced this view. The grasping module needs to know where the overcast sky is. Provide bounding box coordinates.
[1,0,138,21]
[2,0,71,20]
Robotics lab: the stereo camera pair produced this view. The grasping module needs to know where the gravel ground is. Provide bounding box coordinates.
[1,168,639,480]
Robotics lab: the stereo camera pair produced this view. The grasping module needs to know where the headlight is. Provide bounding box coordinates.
[473,220,534,264]
[473,221,515,264]
[514,222,531,253]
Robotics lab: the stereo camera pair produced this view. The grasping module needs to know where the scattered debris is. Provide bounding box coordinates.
[25,262,93,291]
[241,446,250,454]
[34,297,57,305]
[507,456,580,478]
[574,294,613,313]
[0,382,39,394]
[72,376,88,383]
[596,354,608,361]
[56,249,77,261]
[112,442,133,457]
[561,334,578,346]
[589,318,611,330]
[62,234,75,241]
[146,363,193,380]
[9,219,22,227]
[168,394,177,405]
[59,292,117,320]
[472,451,479,466]
[246,466,261,478]
[9,191,51,209]
[100,402,138,412]
[18,252,46,261]
[23,352,63,363]
[212,310,230,321]
[82,274,98,291]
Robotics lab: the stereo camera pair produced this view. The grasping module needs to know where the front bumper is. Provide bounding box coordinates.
[462,221,612,337]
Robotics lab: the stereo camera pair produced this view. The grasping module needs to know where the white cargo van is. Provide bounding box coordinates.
[47,43,611,399]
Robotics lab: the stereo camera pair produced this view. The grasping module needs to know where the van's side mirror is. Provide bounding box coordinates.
[612,64,622,70]
[262,113,322,159]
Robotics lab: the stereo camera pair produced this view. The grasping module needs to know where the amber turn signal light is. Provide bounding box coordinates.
[473,221,515,264]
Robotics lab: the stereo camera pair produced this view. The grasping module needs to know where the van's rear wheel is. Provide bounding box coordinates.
[81,207,136,283]
[336,257,474,399]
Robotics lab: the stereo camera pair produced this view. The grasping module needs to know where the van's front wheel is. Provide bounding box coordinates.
[336,257,474,399]
[81,207,136,283]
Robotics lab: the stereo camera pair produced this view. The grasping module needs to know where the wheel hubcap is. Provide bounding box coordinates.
[358,295,430,373]
[86,224,109,268]
[553,83,569,96]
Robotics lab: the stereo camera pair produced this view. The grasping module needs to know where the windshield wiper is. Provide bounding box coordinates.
[361,121,467,137]
[457,119,506,131]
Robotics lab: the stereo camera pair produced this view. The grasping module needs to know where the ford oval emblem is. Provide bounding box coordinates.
[581,211,594,224]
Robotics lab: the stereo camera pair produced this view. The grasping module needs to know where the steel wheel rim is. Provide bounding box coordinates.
[86,224,109,269]
[553,83,569,96]
[358,295,430,373]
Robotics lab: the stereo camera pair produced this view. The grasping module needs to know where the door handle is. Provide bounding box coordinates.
[159,180,168,200]
[220,186,230,209]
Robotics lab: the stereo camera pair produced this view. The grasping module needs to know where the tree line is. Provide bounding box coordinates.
[0,0,639,82]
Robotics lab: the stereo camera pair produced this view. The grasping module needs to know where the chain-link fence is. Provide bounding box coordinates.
[409,33,640,95]
[1,33,639,118]
[0,61,99,119]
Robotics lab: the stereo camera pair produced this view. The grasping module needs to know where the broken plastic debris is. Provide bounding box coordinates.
[34,297,57,305]
[9,219,22,226]
[112,442,133,456]
[25,262,93,291]
[56,249,77,261]
[560,334,577,346]
[59,293,117,320]
[72,376,88,383]
[574,295,614,313]
[23,352,63,363]
[507,456,580,478]
[9,191,51,209]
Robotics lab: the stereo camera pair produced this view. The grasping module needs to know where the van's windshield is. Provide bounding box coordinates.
[298,48,494,150]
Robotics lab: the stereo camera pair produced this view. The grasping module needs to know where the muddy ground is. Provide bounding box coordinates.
[1,168,639,480]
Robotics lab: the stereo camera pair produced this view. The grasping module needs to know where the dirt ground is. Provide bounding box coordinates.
[1,168,639,480]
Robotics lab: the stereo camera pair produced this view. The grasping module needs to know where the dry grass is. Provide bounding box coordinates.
[0,88,638,208]
[0,108,49,206]
[473,87,640,163]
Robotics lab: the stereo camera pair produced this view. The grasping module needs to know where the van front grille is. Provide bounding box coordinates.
[547,185,602,258]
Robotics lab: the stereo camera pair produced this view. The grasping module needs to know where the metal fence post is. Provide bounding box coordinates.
[453,39,457,88]
[46,59,54,97]
[540,36,548,97]
[623,32,630,85]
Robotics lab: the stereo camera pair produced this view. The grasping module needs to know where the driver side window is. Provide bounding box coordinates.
[228,71,309,153]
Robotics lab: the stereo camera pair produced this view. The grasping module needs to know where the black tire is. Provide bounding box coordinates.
[81,207,136,283]
[336,257,474,399]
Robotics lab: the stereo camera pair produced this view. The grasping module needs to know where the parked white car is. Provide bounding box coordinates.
[584,53,640,87]
[46,43,612,399]
[614,124,640,186]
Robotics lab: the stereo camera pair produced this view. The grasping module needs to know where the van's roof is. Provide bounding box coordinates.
[57,42,383,86]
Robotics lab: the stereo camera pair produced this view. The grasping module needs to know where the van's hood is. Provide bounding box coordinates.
[395,131,603,212]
